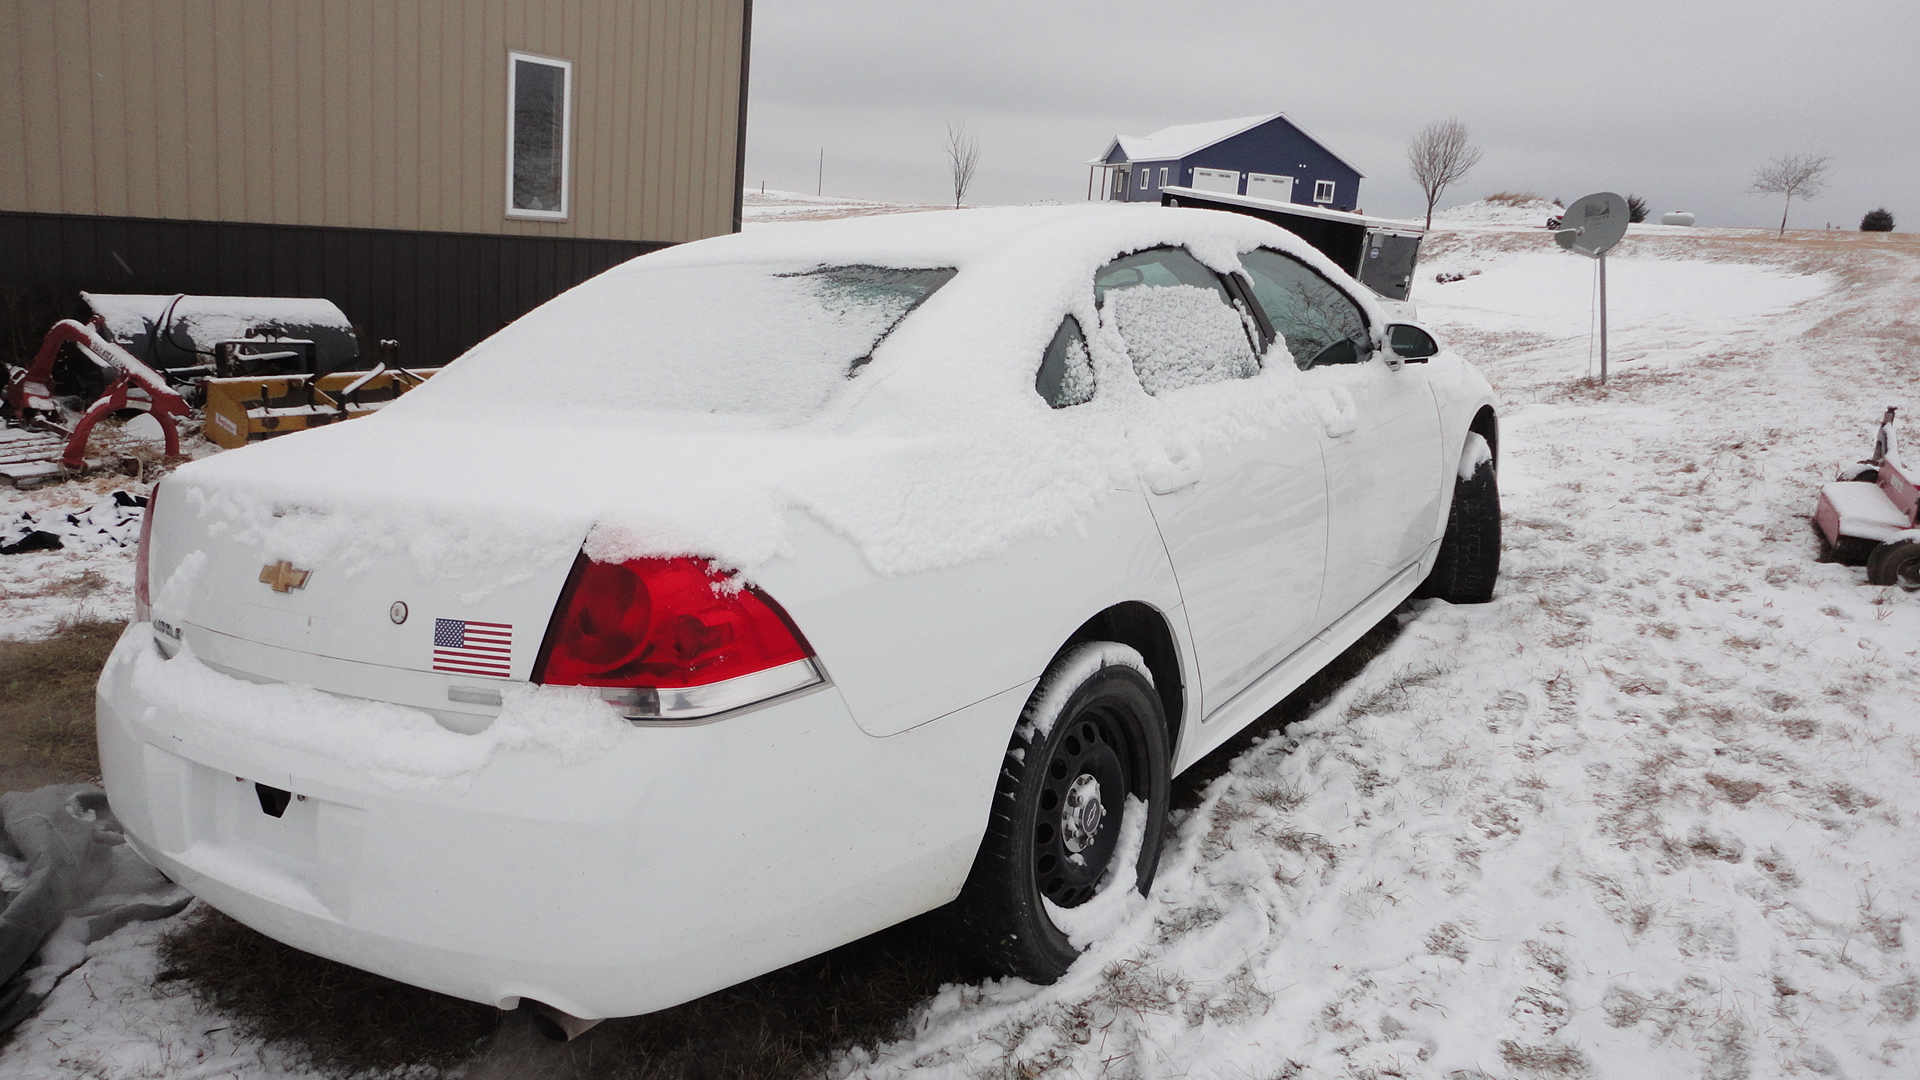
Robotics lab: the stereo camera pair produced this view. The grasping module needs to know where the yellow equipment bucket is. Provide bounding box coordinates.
[202,366,440,449]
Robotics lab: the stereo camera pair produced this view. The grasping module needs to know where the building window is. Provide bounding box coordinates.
[507,52,571,218]
[1313,179,1336,204]
[1159,167,1169,186]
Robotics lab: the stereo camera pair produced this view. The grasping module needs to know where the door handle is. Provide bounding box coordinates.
[1150,456,1203,494]
[1317,389,1358,438]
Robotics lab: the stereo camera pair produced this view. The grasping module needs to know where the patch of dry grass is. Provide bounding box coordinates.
[156,907,501,1077]
[158,904,981,1080]
[0,618,122,791]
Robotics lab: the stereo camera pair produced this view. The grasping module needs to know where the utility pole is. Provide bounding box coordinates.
[817,149,823,196]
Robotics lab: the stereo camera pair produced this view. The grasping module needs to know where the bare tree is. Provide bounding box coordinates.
[947,121,980,209]
[1749,153,1832,237]
[1408,118,1484,230]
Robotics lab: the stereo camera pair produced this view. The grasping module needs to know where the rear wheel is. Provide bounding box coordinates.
[1417,448,1501,604]
[946,642,1169,982]
[1867,539,1920,589]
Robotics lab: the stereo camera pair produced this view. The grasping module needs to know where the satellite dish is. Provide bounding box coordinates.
[1555,191,1630,258]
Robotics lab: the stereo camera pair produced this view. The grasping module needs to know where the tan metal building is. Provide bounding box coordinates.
[1,0,752,365]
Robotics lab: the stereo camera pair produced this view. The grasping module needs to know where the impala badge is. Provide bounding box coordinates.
[259,561,311,593]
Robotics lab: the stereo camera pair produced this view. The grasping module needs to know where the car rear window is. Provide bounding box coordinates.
[414,262,956,425]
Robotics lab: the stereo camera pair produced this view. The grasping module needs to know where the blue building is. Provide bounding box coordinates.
[1088,112,1364,212]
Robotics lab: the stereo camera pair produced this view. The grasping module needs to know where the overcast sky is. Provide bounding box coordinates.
[742,0,1918,229]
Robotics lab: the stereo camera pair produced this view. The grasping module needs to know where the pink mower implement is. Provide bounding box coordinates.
[1815,406,1920,587]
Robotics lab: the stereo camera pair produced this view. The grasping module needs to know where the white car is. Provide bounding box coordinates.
[98,205,1499,1026]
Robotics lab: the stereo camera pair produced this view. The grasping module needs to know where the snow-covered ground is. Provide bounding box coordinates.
[1,467,154,641]
[5,203,1919,1078]
[742,187,953,224]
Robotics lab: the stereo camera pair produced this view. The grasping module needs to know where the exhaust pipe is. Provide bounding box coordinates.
[523,1000,604,1042]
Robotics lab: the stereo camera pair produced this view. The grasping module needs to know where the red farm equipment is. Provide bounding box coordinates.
[1814,407,1920,588]
[2,294,436,488]
[2,319,191,487]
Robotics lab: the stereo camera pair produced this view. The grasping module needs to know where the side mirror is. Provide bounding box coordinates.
[1386,323,1439,363]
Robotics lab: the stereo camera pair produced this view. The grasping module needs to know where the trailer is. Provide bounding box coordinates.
[1160,187,1425,318]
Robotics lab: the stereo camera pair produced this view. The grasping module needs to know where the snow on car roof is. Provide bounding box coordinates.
[166,205,1394,581]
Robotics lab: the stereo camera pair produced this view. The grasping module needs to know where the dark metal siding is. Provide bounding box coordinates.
[1170,117,1364,210]
[1127,160,1175,201]
[0,211,668,367]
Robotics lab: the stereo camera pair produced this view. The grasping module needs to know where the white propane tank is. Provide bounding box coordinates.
[1660,211,1696,226]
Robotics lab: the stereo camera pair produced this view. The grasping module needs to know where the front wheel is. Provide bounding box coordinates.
[946,642,1169,983]
[1417,436,1501,604]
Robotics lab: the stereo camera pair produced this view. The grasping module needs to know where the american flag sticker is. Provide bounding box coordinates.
[432,618,513,678]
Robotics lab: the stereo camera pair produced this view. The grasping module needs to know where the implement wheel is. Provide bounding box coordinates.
[1866,538,1920,589]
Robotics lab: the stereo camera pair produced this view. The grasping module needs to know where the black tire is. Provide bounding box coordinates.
[1417,450,1501,604]
[1867,539,1920,588]
[945,643,1170,983]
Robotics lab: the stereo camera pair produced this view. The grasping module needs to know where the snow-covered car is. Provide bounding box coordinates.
[97,205,1500,1023]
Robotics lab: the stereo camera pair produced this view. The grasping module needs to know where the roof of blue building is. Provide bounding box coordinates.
[1089,112,1366,177]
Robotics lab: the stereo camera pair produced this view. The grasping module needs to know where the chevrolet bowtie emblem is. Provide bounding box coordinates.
[259,561,311,593]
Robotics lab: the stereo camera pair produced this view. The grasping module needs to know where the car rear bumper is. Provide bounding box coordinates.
[97,623,1019,1018]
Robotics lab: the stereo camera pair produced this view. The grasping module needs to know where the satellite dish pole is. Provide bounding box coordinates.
[1599,246,1609,382]
[1555,192,1630,383]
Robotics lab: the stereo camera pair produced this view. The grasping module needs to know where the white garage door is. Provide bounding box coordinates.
[1246,173,1294,203]
[1192,167,1239,194]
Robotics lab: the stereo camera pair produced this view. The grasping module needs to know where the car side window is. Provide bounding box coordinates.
[1035,315,1094,408]
[1094,247,1235,308]
[1238,248,1370,370]
[1093,247,1258,396]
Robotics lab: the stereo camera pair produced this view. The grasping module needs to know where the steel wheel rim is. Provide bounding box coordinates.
[1033,702,1132,908]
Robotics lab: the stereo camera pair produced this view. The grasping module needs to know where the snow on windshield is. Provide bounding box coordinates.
[412,263,954,425]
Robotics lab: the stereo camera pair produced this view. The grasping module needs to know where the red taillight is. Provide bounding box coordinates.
[533,555,819,720]
[134,484,159,621]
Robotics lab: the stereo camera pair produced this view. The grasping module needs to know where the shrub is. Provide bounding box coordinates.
[1862,208,1895,232]
[1484,191,1543,205]
[1626,195,1649,224]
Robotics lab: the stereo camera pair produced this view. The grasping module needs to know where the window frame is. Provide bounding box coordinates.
[1035,315,1094,408]
[505,50,574,221]
[1093,245,1265,390]
[1237,246,1374,370]
[1312,179,1336,204]
[1093,245,1238,311]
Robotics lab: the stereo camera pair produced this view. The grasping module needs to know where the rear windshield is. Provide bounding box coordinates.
[417,263,956,425]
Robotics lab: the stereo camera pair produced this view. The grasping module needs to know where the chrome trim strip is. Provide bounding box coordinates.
[600,658,826,725]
